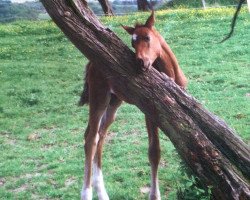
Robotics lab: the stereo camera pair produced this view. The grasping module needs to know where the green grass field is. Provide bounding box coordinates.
[0,8,249,200]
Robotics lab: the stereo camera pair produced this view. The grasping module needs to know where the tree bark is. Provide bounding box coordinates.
[40,1,250,199]
[97,0,113,16]
[137,0,151,11]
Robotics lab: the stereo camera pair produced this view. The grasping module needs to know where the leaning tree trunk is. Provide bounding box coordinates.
[137,0,151,11]
[40,1,250,199]
[97,0,113,16]
[201,0,206,9]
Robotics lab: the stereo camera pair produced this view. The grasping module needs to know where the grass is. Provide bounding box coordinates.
[0,7,249,200]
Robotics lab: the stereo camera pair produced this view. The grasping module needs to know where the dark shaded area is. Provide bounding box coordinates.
[137,0,151,11]
[97,0,114,15]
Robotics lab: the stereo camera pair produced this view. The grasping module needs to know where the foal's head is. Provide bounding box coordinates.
[122,11,162,71]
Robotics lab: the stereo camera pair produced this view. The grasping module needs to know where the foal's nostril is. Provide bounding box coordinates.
[136,58,144,67]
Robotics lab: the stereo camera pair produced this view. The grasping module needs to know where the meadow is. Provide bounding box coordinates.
[0,8,249,200]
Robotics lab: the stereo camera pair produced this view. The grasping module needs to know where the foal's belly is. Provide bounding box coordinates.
[89,62,131,104]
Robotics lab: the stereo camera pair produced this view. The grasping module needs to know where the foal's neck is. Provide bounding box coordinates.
[153,29,187,88]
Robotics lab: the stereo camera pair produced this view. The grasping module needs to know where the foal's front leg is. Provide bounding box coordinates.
[145,116,161,200]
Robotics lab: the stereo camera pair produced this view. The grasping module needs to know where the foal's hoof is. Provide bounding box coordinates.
[149,195,161,200]
[149,192,161,200]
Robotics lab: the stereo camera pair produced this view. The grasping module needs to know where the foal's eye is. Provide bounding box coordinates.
[144,36,150,42]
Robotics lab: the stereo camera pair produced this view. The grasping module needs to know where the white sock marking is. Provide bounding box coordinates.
[81,187,92,200]
[93,162,109,200]
[150,175,161,200]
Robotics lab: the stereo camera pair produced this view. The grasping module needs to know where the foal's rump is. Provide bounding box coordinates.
[79,62,91,106]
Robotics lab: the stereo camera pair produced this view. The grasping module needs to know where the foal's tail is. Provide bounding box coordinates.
[78,63,90,106]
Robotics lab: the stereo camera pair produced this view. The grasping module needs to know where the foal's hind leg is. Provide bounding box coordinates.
[93,95,122,200]
[145,116,161,200]
[81,70,111,200]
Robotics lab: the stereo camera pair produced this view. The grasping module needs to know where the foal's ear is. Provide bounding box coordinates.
[122,25,135,35]
[145,10,155,29]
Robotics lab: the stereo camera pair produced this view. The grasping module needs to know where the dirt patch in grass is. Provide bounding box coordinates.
[64,176,77,187]
[12,184,29,193]
[140,186,150,194]
[0,178,6,186]
[0,132,17,146]
[105,131,116,143]
[20,173,42,179]
[27,133,41,141]
[41,143,55,151]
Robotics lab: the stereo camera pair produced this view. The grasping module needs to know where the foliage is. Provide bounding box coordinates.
[0,0,12,21]
[160,0,240,9]
[0,8,249,199]
[176,163,212,200]
[0,1,40,23]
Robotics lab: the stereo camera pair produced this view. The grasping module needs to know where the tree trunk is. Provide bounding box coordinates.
[201,0,206,9]
[97,0,113,16]
[40,1,250,199]
[247,0,250,12]
[137,0,151,11]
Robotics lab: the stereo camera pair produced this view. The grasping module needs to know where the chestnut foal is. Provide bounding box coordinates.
[80,11,187,200]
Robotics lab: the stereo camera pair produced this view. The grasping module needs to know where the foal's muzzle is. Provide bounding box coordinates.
[136,58,151,72]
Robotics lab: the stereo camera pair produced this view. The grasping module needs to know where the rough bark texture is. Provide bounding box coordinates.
[40,1,250,199]
[97,0,113,16]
